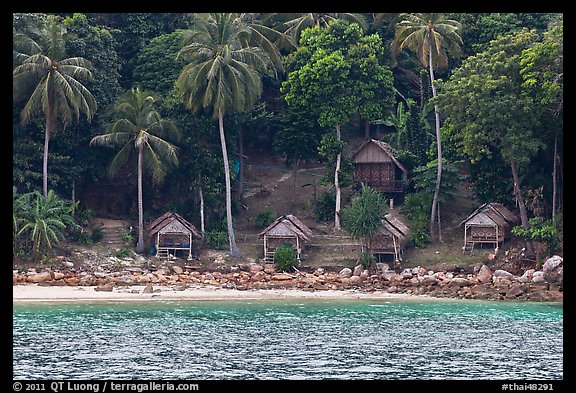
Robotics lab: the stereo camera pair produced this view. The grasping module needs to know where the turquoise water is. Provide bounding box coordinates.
[13,299,563,380]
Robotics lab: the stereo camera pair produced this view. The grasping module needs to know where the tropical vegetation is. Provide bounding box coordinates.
[13,12,563,264]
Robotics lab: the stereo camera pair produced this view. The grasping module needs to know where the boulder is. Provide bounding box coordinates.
[531,271,546,285]
[172,266,184,275]
[249,264,264,273]
[94,284,114,292]
[449,277,472,287]
[542,256,563,285]
[517,269,535,283]
[352,265,363,276]
[542,255,563,272]
[142,285,154,294]
[271,273,293,281]
[339,268,353,278]
[476,265,493,284]
[506,284,527,298]
[349,275,362,286]
[26,272,52,283]
[376,263,390,273]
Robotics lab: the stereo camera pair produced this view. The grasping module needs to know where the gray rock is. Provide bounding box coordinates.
[494,269,514,279]
[339,268,353,278]
[352,265,363,276]
[449,277,472,287]
[376,263,390,273]
[542,255,563,272]
[542,256,563,284]
[531,271,546,284]
[142,285,154,294]
[517,269,535,283]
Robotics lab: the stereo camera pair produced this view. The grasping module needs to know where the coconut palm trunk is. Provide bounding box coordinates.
[428,46,442,242]
[43,109,52,197]
[218,109,241,258]
[136,144,145,253]
[334,124,342,230]
[510,159,533,253]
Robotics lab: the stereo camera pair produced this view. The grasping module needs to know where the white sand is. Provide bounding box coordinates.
[12,284,437,302]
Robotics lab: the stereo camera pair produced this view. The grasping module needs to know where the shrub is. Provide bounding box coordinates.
[274,246,298,272]
[359,251,375,270]
[401,192,432,248]
[91,227,104,243]
[116,248,133,259]
[122,232,134,245]
[512,218,561,254]
[204,231,228,250]
[256,209,276,228]
[314,189,335,222]
[71,228,92,245]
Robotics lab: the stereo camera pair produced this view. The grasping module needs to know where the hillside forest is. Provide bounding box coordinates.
[12,13,563,265]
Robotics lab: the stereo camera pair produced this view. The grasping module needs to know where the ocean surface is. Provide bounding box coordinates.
[13,298,563,380]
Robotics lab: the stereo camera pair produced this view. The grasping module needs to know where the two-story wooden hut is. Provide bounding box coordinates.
[352,139,409,195]
[258,214,313,262]
[146,212,202,260]
[369,213,411,262]
[460,203,520,254]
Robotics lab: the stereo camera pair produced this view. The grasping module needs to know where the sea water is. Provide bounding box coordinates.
[12,298,563,380]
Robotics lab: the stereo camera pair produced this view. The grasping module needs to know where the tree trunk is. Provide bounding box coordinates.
[292,159,299,213]
[218,109,241,258]
[334,124,342,230]
[428,46,442,243]
[199,187,205,236]
[136,146,145,253]
[364,119,370,140]
[510,159,533,253]
[552,132,557,223]
[43,98,54,197]
[237,126,244,202]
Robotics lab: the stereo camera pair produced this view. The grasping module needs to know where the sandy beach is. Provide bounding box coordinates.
[13,284,438,302]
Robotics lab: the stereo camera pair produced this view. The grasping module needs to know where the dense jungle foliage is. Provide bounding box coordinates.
[13,12,563,260]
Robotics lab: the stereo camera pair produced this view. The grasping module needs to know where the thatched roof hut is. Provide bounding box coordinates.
[459,203,520,254]
[146,212,202,259]
[370,213,411,262]
[352,139,409,194]
[258,214,313,262]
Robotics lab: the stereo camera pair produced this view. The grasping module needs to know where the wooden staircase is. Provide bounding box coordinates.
[463,242,475,255]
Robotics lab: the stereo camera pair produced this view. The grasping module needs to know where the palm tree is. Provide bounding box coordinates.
[13,16,97,197]
[90,87,180,253]
[275,13,368,43]
[176,13,275,258]
[392,13,462,242]
[14,189,79,261]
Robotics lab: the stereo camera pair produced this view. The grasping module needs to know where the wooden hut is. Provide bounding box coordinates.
[369,213,411,262]
[146,212,202,260]
[460,203,520,254]
[352,139,409,194]
[258,214,313,262]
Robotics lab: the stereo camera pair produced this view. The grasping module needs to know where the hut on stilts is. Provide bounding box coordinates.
[352,139,409,196]
[258,214,313,262]
[460,203,520,254]
[369,213,411,262]
[146,212,202,260]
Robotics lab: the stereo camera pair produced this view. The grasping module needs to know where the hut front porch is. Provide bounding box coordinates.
[463,224,504,254]
[263,235,303,262]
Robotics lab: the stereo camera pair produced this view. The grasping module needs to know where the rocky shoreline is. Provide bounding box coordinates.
[13,255,563,302]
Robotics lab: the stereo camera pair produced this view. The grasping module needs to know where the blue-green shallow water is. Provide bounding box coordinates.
[13,298,563,380]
